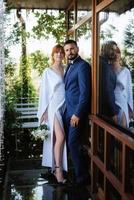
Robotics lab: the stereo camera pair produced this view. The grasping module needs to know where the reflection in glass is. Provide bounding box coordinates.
[77,0,91,21]
[98,0,134,133]
[96,166,104,190]
[43,184,68,200]
[106,180,121,200]
[108,135,122,180]
[125,147,134,196]
[77,21,92,63]
[68,9,75,29]
[7,177,91,200]
[96,126,104,162]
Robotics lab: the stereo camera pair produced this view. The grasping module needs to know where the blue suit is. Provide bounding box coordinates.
[99,56,119,118]
[63,56,91,183]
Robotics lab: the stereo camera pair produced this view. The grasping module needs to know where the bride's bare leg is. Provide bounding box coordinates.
[53,116,65,182]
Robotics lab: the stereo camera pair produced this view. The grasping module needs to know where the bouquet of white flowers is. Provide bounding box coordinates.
[31,124,50,141]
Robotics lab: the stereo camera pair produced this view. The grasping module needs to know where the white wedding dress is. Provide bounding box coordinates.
[114,67,133,127]
[37,67,67,171]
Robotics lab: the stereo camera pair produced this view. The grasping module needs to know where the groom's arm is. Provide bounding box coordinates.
[75,62,91,118]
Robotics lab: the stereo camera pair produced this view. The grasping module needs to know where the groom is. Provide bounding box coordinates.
[63,40,91,186]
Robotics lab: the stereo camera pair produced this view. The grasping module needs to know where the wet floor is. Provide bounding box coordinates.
[3,159,91,200]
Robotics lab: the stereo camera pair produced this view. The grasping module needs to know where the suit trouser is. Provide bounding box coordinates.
[63,113,88,183]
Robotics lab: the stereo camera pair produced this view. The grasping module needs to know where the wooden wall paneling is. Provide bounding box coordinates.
[96,0,114,13]
[122,144,126,193]
[74,0,77,39]
[90,115,134,199]
[91,0,97,114]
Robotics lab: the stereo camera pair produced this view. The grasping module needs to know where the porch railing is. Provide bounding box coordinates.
[89,115,134,200]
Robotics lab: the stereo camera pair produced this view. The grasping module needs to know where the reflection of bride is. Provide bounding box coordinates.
[113,47,134,128]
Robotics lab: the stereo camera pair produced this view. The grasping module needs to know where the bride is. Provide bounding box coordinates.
[37,44,67,184]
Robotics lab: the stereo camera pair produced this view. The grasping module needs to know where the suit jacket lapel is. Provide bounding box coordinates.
[64,56,81,86]
[64,64,71,79]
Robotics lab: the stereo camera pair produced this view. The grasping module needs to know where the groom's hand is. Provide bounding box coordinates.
[70,114,80,127]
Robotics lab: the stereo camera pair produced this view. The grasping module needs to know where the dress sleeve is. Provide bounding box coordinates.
[126,68,133,111]
[37,68,59,124]
[74,62,91,118]
[37,69,51,125]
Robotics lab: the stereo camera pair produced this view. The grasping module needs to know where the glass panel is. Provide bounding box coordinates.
[68,8,75,29]
[106,179,121,200]
[93,163,104,195]
[125,146,134,196]
[98,0,134,133]
[96,167,104,190]
[108,134,122,181]
[77,0,91,21]
[96,126,104,162]
[76,21,92,62]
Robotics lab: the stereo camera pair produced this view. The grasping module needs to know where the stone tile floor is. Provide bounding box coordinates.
[2,159,91,200]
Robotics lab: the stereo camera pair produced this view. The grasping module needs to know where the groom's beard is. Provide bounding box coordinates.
[68,53,78,61]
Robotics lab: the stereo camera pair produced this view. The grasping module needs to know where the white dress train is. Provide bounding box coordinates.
[37,67,67,171]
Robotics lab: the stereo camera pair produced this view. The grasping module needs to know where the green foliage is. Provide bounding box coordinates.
[32,11,66,43]
[18,56,37,102]
[5,21,30,46]
[123,19,134,69]
[5,50,18,106]
[77,22,91,40]
[124,20,134,48]
[4,57,22,157]
[7,22,22,44]
[5,61,16,80]
[123,19,134,95]
[4,9,36,101]
[100,24,118,42]
[4,9,44,159]
[32,10,93,43]
[29,50,49,76]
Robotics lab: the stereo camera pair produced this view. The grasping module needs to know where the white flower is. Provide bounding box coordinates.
[31,124,50,141]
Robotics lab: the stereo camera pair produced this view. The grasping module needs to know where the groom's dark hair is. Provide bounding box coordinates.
[64,40,78,47]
